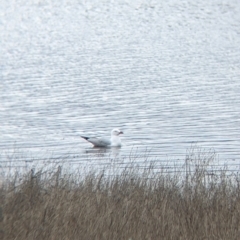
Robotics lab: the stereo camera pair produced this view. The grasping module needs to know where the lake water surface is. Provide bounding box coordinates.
[1,0,240,174]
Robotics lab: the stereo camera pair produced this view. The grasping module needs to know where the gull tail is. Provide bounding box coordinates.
[81,136,89,141]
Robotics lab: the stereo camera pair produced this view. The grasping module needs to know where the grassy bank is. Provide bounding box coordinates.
[0,150,240,239]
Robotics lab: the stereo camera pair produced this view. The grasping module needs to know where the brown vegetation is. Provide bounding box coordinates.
[0,150,240,239]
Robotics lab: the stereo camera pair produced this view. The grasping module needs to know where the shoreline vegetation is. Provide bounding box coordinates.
[0,148,240,239]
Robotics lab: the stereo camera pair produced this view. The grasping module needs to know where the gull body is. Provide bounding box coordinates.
[81,128,123,147]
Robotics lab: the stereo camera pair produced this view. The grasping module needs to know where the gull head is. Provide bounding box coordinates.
[111,128,123,136]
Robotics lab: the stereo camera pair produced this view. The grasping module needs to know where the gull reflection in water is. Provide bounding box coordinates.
[85,146,121,159]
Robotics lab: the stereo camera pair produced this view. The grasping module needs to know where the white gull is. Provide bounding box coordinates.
[81,128,123,147]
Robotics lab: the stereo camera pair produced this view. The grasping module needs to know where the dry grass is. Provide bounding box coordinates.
[0,149,240,239]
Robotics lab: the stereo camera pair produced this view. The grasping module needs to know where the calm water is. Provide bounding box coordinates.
[1,0,240,173]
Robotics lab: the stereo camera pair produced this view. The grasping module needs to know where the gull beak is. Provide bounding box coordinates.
[118,131,123,135]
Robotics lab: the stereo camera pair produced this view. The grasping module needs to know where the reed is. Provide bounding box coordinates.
[0,149,240,239]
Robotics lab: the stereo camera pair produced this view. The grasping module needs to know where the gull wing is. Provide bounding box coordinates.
[81,136,111,147]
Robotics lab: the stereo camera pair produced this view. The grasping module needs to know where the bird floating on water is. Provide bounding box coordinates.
[81,128,123,147]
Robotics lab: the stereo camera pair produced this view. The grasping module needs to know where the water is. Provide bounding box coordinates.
[1,0,240,174]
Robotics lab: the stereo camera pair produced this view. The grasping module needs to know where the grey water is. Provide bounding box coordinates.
[1,0,240,174]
